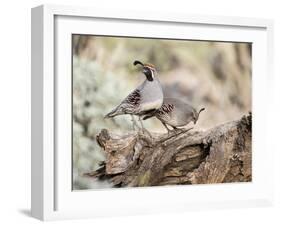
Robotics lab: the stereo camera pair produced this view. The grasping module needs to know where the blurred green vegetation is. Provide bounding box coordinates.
[72,35,251,189]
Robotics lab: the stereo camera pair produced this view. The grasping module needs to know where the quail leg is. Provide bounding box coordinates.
[172,126,184,133]
[138,116,152,138]
[159,121,181,141]
[159,126,193,143]
[131,115,140,130]
[157,123,179,143]
[161,121,172,134]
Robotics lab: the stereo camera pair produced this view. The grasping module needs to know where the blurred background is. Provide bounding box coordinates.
[72,35,252,190]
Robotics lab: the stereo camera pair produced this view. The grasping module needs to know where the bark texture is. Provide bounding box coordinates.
[85,113,252,187]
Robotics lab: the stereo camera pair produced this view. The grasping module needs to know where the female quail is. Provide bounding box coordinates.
[105,60,164,123]
[143,97,205,133]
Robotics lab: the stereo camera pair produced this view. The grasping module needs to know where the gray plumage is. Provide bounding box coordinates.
[143,98,205,132]
[105,61,163,118]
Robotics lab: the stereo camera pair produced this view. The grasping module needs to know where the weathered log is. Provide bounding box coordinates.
[85,113,252,187]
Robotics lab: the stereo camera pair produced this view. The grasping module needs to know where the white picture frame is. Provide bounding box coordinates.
[31,4,274,221]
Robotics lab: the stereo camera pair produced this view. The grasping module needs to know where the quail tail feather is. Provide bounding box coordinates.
[104,111,116,118]
[104,106,122,118]
[142,114,154,121]
[198,108,205,115]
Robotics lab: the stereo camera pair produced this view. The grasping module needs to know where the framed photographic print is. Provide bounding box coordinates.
[31,4,274,221]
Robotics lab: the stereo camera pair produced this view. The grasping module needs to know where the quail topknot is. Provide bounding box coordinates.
[105,60,164,130]
[143,97,205,133]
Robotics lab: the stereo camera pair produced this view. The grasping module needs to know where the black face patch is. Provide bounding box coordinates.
[143,67,154,81]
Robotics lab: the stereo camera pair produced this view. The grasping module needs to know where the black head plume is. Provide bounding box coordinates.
[198,108,205,115]
[193,108,205,124]
[133,60,144,67]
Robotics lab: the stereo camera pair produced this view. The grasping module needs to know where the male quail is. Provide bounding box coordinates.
[105,60,164,129]
[143,97,205,133]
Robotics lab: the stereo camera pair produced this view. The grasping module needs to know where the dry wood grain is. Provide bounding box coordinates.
[85,113,252,187]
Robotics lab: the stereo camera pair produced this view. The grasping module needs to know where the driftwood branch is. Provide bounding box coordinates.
[85,113,252,187]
